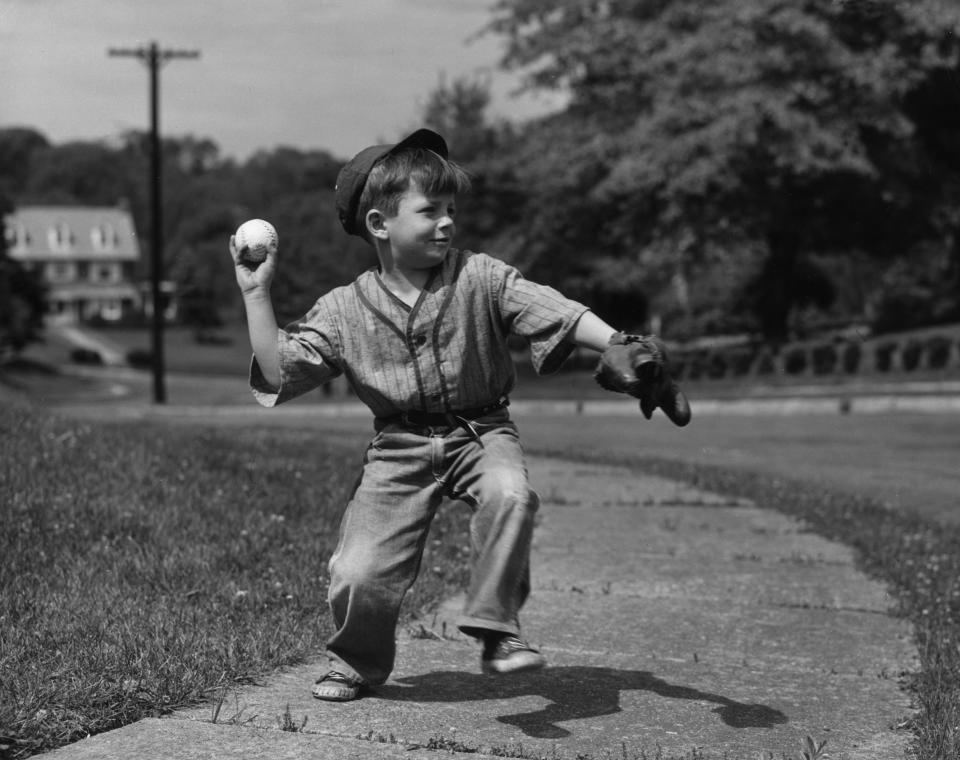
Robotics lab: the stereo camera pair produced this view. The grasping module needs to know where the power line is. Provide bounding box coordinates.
[108,41,200,404]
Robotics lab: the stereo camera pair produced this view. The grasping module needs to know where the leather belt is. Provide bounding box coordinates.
[381,397,509,429]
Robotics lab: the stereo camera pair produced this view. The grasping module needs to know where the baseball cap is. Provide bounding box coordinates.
[334,128,449,237]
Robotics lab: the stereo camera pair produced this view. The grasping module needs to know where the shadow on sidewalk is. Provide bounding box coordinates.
[377,666,788,739]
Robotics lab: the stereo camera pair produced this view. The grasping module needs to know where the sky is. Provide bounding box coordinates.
[0,0,566,162]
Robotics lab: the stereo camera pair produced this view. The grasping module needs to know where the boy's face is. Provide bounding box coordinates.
[379,183,456,271]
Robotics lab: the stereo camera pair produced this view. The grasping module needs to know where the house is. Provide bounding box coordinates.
[3,205,153,324]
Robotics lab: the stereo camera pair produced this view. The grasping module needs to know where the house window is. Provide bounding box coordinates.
[90,263,119,283]
[5,222,30,250]
[46,262,76,283]
[91,223,117,251]
[48,222,73,252]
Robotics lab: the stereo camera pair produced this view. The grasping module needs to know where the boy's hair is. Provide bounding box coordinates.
[334,128,472,239]
[355,148,472,240]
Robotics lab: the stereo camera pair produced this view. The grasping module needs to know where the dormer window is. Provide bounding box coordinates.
[48,222,73,252]
[4,222,30,250]
[91,222,117,251]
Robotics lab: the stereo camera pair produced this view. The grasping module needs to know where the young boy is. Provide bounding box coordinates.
[229,128,676,702]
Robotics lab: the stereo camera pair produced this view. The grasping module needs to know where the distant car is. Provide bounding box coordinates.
[70,348,103,365]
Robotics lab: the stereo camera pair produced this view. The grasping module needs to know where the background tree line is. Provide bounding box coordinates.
[0,128,378,330]
[2,0,959,350]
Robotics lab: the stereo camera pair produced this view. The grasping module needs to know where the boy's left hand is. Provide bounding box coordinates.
[594,333,692,427]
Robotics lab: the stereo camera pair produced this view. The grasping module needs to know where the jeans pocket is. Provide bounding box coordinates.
[369,424,417,453]
[468,410,515,437]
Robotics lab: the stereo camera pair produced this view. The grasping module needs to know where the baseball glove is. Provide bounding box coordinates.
[594,332,692,427]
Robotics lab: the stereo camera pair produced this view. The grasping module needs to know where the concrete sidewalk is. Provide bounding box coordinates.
[45,455,916,760]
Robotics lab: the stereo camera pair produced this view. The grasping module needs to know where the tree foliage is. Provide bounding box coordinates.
[485,0,960,340]
[418,76,530,253]
[0,191,47,360]
[0,127,377,328]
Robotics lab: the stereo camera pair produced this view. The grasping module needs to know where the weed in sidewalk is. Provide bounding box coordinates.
[276,703,307,733]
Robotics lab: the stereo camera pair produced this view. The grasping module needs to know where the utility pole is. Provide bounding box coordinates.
[108,41,200,404]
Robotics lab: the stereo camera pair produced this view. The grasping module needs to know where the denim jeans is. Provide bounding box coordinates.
[324,409,538,685]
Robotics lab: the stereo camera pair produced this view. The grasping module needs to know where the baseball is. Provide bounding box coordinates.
[235,219,278,263]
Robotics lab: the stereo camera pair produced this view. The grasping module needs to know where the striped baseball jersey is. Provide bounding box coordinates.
[250,248,590,417]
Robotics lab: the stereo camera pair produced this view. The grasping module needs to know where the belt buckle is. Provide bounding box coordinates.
[399,411,434,435]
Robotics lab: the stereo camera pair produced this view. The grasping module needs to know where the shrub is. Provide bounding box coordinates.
[875,341,898,372]
[901,339,924,372]
[730,350,755,377]
[784,346,808,375]
[926,335,952,370]
[842,342,862,374]
[810,343,838,376]
[126,348,154,369]
[754,347,777,376]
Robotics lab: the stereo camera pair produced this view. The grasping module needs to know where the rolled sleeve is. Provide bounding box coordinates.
[496,263,590,375]
[249,323,342,407]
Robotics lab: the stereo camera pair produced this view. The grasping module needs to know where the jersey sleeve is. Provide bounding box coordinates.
[250,298,343,407]
[491,256,591,375]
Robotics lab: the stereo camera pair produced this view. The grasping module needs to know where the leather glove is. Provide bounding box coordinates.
[594,332,692,427]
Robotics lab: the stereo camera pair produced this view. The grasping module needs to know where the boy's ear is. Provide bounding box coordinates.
[365,209,389,240]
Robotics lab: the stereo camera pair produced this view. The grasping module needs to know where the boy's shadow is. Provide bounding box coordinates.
[377,666,787,739]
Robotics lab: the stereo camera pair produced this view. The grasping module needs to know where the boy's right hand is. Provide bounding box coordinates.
[229,234,276,295]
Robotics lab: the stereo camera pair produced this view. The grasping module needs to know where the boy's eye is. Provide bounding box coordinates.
[417,200,455,216]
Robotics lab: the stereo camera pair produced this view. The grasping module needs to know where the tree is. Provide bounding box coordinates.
[486,0,960,340]
[420,74,506,162]
[234,147,375,323]
[887,56,960,329]
[166,206,238,328]
[417,76,529,254]
[0,194,46,361]
[21,140,139,207]
[0,127,50,200]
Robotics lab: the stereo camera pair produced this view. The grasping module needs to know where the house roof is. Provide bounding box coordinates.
[4,205,141,262]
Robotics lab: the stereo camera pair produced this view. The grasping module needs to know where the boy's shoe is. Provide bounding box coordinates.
[312,671,362,701]
[481,634,546,675]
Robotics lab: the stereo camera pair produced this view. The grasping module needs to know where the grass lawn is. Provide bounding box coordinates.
[0,396,472,759]
[24,322,256,377]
